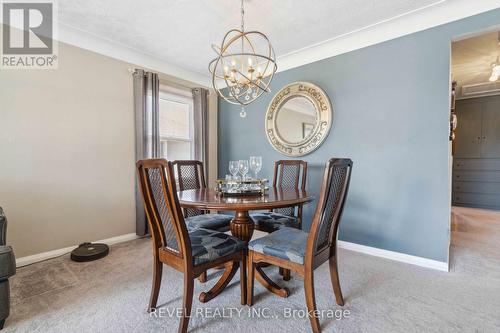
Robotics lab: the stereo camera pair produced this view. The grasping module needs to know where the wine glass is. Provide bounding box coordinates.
[229,161,239,180]
[249,156,262,179]
[238,160,249,180]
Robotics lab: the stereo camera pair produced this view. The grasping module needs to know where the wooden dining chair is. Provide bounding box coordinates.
[251,160,307,232]
[247,158,353,333]
[172,160,232,232]
[250,160,307,280]
[136,159,247,333]
[173,160,234,283]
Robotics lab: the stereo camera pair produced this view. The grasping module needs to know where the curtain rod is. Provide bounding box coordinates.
[129,67,207,92]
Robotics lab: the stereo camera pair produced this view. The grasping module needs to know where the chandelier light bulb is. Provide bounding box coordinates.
[493,65,500,75]
[489,59,500,82]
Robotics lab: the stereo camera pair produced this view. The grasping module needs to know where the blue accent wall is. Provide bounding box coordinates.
[218,9,500,263]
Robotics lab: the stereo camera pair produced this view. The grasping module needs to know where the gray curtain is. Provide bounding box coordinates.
[133,69,160,236]
[192,88,209,179]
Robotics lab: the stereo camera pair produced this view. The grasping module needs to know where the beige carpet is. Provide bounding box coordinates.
[4,207,500,332]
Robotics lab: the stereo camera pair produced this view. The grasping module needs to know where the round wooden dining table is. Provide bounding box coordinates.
[178,187,314,303]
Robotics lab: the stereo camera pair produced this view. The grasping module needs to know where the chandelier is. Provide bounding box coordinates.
[209,0,277,117]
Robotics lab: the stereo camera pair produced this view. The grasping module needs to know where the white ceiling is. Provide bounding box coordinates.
[58,0,440,73]
[56,0,500,85]
[452,31,500,90]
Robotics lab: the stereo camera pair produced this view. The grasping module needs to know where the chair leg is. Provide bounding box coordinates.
[279,267,291,281]
[198,270,207,283]
[247,251,255,306]
[0,319,4,330]
[329,256,344,306]
[304,270,320,333]
[178,276,194,333]
[148,258,163,311]
[240,253,247,305]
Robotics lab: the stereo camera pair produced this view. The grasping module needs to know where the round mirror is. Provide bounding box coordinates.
[275,96,318,144]
[265,82,332,157]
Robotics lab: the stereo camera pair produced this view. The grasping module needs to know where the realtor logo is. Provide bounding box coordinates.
[1,0,58,69]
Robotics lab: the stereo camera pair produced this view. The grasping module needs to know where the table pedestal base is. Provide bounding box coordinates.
[199,262,239,303]
[230,211,254,241]
[198,210,290,303]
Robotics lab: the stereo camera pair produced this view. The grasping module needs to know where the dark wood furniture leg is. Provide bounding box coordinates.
[240,252,247,305]
[247,250,255,305]
[279,267,291,281]
[329,255,344,306]
[255,265,290,298]
[198,272,207,283]
[304,270,320,333]
[179,274,194,333]
[148,258,163,311]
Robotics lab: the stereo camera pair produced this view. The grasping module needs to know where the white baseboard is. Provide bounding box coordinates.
[15,233,449,272]
[16,233,140,268]
[338,240,449,272]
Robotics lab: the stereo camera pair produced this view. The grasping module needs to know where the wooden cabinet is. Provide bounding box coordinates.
[453,96,500,210]
[454,100,482,158]
[455,96,500,159]
[481,100,500,158]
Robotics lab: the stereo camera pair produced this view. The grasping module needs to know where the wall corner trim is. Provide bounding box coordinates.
[15,233,141,268]
[338,240,450,272]
[58,23,211,87]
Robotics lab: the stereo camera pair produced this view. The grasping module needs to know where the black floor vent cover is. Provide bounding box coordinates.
[71,242,109,262]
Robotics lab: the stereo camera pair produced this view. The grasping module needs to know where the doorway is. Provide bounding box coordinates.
[450,30,500,263]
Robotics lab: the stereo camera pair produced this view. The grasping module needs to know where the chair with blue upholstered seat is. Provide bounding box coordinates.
[189,228,245,265]
[250,159,307,281]
[173,160,232,232]
[185,213,233,231]
[250,160,307,233]
[247,158,353,333]
[136,159,246,333]
[248,227,308,264]
[173,160,233,282]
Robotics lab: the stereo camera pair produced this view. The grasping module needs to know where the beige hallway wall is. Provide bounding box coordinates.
[0,42,137,257]
[0,40,213,258]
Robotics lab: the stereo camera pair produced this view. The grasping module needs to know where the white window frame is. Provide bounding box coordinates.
[159,85,194,159]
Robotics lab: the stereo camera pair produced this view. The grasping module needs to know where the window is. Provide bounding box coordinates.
[158,86,194,161]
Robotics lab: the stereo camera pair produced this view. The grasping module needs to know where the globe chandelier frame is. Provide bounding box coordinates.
[209,0,277,117]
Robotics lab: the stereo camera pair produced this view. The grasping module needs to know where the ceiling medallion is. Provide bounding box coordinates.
[209,0,277,118]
